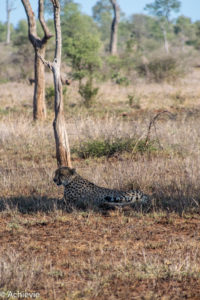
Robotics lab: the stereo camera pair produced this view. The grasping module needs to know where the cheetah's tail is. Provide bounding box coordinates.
[104,193,150,207]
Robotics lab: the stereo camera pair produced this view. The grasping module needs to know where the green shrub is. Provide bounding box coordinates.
[116,76,130,86]
[111,73,130,86]
[103,55,134,84]
[45,86,67,109]
[128,94,141,109]
[0,108,9,116]
[137,56,185,82]
[79,80,99,108]
[107,56,124,72]
[72,138,157,159]
[0,79,9,84]
[63,31,101,108]
[45,86,54,109]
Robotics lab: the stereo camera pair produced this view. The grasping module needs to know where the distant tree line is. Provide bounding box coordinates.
[1,0,200,94]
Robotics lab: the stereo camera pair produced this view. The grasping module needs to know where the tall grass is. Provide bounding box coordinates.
[0,71,200,299]
[1,110,200,213]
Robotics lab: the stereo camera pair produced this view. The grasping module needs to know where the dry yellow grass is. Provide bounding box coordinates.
[0,69,200,299]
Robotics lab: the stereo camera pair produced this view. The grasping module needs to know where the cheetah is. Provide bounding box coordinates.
[53,167,149,209]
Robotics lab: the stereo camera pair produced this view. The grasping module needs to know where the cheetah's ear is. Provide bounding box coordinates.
[70,168,76,175]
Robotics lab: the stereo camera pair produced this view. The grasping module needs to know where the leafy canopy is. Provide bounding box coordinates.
[61,1,101,77]
[92,0,112,42]
[64,33,101,80]
[92,0,112,23]
[61,1,102,106]
[145,0,181,21]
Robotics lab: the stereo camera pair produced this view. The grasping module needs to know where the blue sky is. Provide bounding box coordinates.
[1,0,200,27]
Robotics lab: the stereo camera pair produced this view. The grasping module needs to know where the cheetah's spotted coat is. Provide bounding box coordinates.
[53,167,149,208]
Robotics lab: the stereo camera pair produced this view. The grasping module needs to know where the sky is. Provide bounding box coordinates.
[1,0,200,27]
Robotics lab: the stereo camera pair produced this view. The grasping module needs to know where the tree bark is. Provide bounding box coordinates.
[6,0,15,44]
[109,0,120,55]
[38,0,72,168]
[52,0,72,167]
[163,28,169,54]
[160,23,169,54]
[21,0,53,121]
[53,69,71,167]
[34,46,46,120]
[6,0,11,44]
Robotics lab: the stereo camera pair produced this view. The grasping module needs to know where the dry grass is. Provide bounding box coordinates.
[0,68,200,299]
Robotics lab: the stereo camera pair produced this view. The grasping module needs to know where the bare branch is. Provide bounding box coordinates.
[21,0,38,44]
[7,0,16,12]
[38,0,53,40]
[21,0,53,47]
[145,110,176,147]
[51,0,61,61]
[21,0,53,121]
[6,0,16,44]
[37,50,53,70]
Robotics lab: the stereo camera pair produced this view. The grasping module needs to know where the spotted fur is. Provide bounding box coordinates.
[53,167,149,208]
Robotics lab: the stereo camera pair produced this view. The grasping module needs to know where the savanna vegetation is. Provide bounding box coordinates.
[0,0,200,299]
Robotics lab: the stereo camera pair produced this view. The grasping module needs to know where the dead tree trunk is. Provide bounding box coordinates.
[162,28,169,54]
[6,0,11,44]
[6,0,15,44]
[109,0,120,55]
[21,0,53,121]
[161,23,169,54]
[38,0,72,168]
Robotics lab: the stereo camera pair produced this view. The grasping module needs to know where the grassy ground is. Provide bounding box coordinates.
[0,69,200,299]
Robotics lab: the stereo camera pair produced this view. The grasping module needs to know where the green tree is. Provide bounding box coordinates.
[12,20,33,79]
[92,0,112,46]
[126,14,164,53]
[190,21,200,50]
[145,0,181,53]
[0,22,7,42]
[44,0,74,13]
[174,16,195,50]
[145,0,181,21]
[62,2,97,38]
[13,19,29,43]
[62,2,102,107]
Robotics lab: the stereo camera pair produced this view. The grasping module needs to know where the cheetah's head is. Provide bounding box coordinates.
[53,167,77,186]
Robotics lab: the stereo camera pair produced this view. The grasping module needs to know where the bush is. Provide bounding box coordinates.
[128,94,141,109]
[46,86,67,110]
[63,32,101,108]
[137,55,185,82]
[111,73,130,86]
[79,80,99,108]
[45,86,54,109]
[102,55,134,84]
[72,138,158,159]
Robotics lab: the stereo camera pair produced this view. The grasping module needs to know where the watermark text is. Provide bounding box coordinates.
[0,291,40,299]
